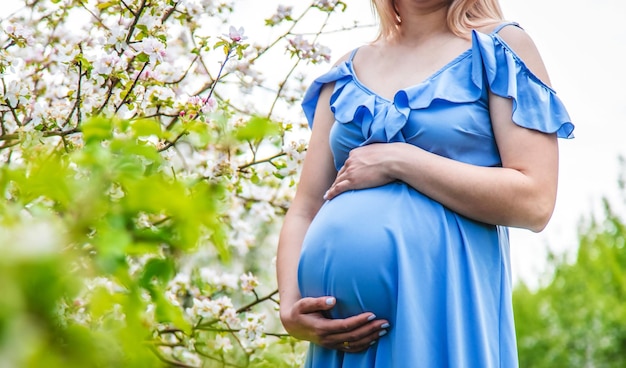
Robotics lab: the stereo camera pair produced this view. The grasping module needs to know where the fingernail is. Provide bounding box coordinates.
[323,190,329,200]
[325,297,335,305]
[380,323,390,329]
[379,330,387,337]
[369,340,377,346]
[367,314,376,321]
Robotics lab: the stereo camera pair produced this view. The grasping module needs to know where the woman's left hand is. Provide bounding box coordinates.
[324,143,398,200]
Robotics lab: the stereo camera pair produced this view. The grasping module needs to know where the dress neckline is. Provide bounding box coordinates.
[346,47,472,103]
[345,22,522,103]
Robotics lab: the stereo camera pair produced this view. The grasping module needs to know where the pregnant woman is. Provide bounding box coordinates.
[277,0,574,366]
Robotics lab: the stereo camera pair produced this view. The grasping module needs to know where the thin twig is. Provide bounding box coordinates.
[78,1,110,31]
[115,61,149,113]
[249,6,313,63]
[161,1,179,23]
[96,77,118,115]
[0,127,80,142]
[236,289,278,314]
[267,11,333,120]
[63,45,84,128]
[124,0,146,45]
[193,347,244,368]
[120,0,137,17]
[158,130,187,152]
[238,152,286,171]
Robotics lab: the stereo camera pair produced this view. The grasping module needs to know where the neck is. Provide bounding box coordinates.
[392,2,451,44]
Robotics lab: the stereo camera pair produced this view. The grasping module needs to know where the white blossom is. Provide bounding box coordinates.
[136,37,167,64]
[313,0,341,11]
[238,312,266,348]
[106,27,127,50]
[239,272,259,294]
[51,43,79,64]
[173,347,202,366]
[199,268,239,290]
[283,139,307,160]
[4,22,35,46]
[93,52,125,75]
[287,35,331,64]
[138,14,163,31]
[250,201,275,222]
[190,296,237,325]
[214,334,233,352]
[179,0,205,16]
[4,79,30,107]
[267,5,293,25]
[85,277,121,294]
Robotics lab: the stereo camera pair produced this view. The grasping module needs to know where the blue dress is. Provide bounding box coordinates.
[297,23,574,367]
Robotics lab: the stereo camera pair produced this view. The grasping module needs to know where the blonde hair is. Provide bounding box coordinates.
[371,0,505,39]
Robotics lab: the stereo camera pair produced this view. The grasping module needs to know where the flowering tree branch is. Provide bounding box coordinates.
[0,1,368,366]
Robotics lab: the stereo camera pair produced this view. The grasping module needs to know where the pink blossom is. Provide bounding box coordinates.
[188,95,203,106]
[227,26,247,42]
[202,96,217,113]
[187,95,217,114]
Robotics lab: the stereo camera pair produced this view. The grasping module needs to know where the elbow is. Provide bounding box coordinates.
[525,196,556,233]
[528,216,550,233]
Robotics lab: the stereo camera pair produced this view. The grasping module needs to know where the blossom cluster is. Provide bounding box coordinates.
[0,0,366,366]
[163,267,273,360]
[287,35,332,64]
[266,5,294,26]
[3,22,34,47]
[312,0,346,12]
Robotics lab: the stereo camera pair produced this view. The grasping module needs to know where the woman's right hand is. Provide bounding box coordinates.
[280,296,390,353]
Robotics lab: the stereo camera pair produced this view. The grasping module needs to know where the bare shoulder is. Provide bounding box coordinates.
[333,51,352,66]
[334,43,380,65]
[495,25,552,86]
[332,45,366,67]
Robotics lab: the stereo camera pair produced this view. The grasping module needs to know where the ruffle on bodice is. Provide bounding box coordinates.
[301,29,574,144]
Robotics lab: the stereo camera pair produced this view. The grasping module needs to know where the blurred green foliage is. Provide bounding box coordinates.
[0,115,304,367]
[514,197,626,367]
[0,117,219,367]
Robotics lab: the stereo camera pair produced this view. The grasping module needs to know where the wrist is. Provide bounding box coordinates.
[278,296,297,320]
[386,143,411,180]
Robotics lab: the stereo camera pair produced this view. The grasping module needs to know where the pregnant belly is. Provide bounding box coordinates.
[297,182,444,321]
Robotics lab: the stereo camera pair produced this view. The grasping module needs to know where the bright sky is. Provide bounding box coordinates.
[483,0,626,287]
[4,0,626,288]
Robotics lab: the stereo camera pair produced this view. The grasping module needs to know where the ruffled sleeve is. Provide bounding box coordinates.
[302,61,405,143]
[301,63,353,128]
[470,30,574,138]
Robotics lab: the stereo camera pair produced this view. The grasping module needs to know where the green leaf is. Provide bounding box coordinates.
[93,216,133,274]
[89,286,120,319]
[139,258,175,289]
[136,52,150,63]
[130,119,163,139]
[235,116,280,142]
[82,116,113,144]
[186,120,211,147]
[96,0,117,10]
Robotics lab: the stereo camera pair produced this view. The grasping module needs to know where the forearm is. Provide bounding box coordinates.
[389,143,556,232]
[277,80,336,309]
[276,209,315,310]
